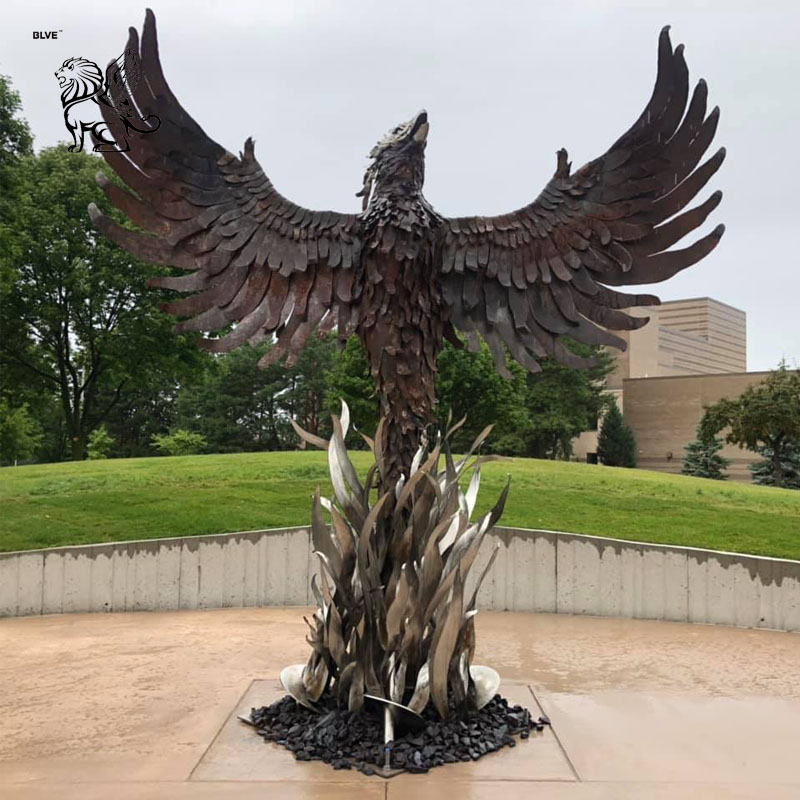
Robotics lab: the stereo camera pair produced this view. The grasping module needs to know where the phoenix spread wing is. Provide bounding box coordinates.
[438,27,725,377]
[89,10,362,367]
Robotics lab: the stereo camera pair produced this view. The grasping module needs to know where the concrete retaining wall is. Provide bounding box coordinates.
[1,526,798,632]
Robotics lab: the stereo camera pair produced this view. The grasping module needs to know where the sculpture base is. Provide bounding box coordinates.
[244,691,545,776]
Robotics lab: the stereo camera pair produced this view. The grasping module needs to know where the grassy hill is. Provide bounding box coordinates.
[1,451,799,559]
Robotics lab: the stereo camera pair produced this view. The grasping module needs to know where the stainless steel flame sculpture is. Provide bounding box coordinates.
[282,405,505,741]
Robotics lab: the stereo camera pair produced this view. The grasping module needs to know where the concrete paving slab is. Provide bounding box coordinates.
[385,682,575,783]
[1,782,384,799]
[191,678,373,783]
[0,753,204,784]
[386,781,800,799]
[535,690,800,784]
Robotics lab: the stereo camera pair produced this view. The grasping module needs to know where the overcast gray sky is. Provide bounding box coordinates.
[3,0,798,371]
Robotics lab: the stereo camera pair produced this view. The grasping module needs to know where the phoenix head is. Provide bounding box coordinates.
[358,109,428,206]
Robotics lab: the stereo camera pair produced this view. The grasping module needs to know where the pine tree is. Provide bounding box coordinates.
[749,441,800,489]
[597,400,637,468]
[681,425,730,480]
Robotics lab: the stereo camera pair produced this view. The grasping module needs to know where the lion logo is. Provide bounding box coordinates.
[55,49,160,153]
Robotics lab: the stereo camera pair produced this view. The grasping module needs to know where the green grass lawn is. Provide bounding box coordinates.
[1,451,799,559]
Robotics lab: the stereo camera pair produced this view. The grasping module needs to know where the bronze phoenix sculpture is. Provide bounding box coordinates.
[90,11,724,482]
[88,11,726,756]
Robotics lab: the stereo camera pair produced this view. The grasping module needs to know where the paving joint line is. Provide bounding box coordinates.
[187,677,257,781]
[526,683,582,782]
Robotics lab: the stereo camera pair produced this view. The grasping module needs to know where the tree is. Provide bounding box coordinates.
[0,399,42,464]
[0,147,202,460]
[0,74,33,237]
[700,364,800,488]
[324,335,377,446]
[101,385,183,459]
[281,333,338,440]
[0,76,48,462]
[87,425,115,460]
[681,423,730,480]
[597,400,636,467]
[152,429,208,456]
[749,441,800,489]
[435,338,530,455]
[524,340,613,460]
[0,75,32,163]
[176,342,293,453]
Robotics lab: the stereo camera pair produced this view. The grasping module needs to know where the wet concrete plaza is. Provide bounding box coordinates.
[1,608,798,798]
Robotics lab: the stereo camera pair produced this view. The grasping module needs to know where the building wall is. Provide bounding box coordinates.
[608,298,747,385]
[571,297,748,468]
[657,326,723,376]
[657,297,747,374]
[623,371,770,480]
[606,309,659,390]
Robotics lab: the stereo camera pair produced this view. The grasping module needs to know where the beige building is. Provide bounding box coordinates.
[623,371,768,481]
[606,297,747,390]
[655,298,746,375]
[572,297,761,481]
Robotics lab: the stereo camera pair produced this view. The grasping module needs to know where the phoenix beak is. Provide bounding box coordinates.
[412,110,429,142]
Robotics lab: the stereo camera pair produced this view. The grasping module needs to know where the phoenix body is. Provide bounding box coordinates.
[90,10,726,481]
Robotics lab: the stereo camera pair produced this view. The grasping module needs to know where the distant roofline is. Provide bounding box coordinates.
[623,370,771,384]
[658,296,746,315]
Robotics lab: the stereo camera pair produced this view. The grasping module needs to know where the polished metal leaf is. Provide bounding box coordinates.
[429,568,464,718]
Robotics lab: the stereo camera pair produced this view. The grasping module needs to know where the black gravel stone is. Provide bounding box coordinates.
[247,692,544,775]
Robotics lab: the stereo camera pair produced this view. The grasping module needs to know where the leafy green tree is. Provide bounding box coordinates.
[176,342,292,452]
[324,335,377,446]
[524,340,613,460]
[102,386,182,458]
[0,76,51,461]
[0,399,42,464]
[597,400,636,467]
[700,363,800,488]
[435,338,530,454]
[749,441,800,489]
[87,425,114,459]
[152,429,208,456]
[681,423,730,480]
[0,75,33,256]
[0,147,202,460]
[281,333,338,440]
[0,75,32,170]
[0,354,64,462]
